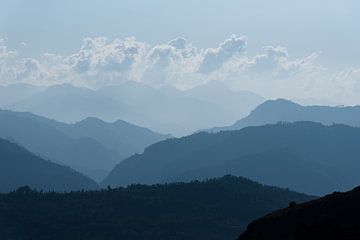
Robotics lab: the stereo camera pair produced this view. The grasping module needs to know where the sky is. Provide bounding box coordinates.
[0,0,360,104]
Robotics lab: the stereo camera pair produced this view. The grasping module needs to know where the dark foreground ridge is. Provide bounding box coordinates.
[0,138,98,192]
[238,185,360,240]
[0,175,313,240]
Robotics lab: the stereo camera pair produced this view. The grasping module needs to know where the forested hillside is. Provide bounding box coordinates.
[0,176,312,240]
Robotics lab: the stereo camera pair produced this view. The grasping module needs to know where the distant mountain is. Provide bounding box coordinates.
[0,83,43,107]
[103,122,360,195]
[208,99,360,132]
[238,185,360,240]
[0,138,98,192]
[98,81,235,136]
[56,117,171,158]
[9,84,132,124]
[0,109,168,181]
[0,175,313,240]
[7,81,264,136]
[185,81,264,120]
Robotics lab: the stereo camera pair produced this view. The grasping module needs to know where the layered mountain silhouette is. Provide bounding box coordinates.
[103,122,360,195]
[52,116,171,158]
[208,98,360,132]
[238,185,360,240]
[7,81,263,136]
[8,84,131,124]
[0,109,168,181]
[0,175,313,240]
[0,138,98,192]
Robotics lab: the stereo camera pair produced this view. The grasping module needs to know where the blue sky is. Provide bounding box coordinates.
[0,0,359,103]
[1,0,359,67]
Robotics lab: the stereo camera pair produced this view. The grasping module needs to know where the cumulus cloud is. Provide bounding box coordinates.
[198,35,247,73]
[63,37,146,85]
[0,35,359,104]
[138,37,201,87]
[245,46,321,79]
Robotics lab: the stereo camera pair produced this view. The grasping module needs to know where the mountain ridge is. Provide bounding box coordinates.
[0,175,314,240]
[0,138,98,192]
[238,185,360,240]
[103,121,360,195]
[0,109,169,181]
[207,98,360,132]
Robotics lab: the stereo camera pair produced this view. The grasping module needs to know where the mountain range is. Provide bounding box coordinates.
[103,121,360,195]
[5,81,264,136]
[0,109,169,181]
[0,138,98,192]
[208,98,360,132]
[0,175,313,240]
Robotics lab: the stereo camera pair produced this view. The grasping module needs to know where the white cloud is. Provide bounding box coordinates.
[62,37,147,85]
[244,46,322,79]
[0,35,359,104]
[198,35,247,73]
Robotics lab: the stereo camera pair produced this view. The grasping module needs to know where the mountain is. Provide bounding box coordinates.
[0,138,98,192]
[0,175,313,240]
[98,81,234,136]
[185,81,264,120]
[55,117,171,158]
[9,84,133,124]
[208,99,360,132]
[238,185,360,240]
[0,109,168,181]
[0,83,43,107]
[103,122,360,195]
[8,81,264,136]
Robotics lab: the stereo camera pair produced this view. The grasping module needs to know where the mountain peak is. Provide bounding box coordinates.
[258,98,300,109]
[76,117,107,125]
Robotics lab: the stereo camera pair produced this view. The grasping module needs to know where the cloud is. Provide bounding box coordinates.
[64,37,147,84]
[245,46,321,79]
[0,35,321,88]
[168,37,187,50]
[198,35,247,73]
[140,37,200,87]
[1,35,359,104]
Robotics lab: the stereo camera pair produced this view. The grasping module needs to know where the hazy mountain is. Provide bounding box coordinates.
[0,83,43,107]
[103,122,360,195]
[185,81,264,120]
[238,185,360,240]
[208,99,360,132]
[9,84,132,124]
[0,109,120,181]
[55,117,171,158]
[0,138,98,192]
[0,175,313,240]
[0,109,168,181]
[98,81,234,136]
[7,81,264,136]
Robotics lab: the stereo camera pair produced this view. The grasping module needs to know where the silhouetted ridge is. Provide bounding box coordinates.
[103,122,360,195]
[0,175,312,240]
[0,138,98,192]
[238,185,360,240]
[0,109,168,181]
